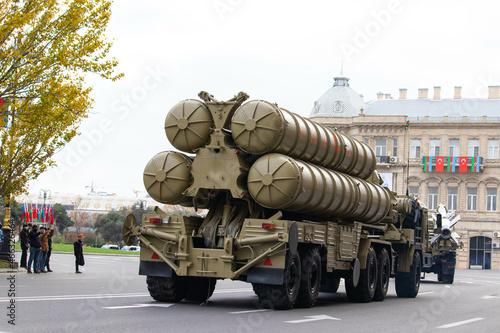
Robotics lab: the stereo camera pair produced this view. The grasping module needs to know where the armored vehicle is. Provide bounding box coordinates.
[123,92,429,309]
[421,204,461,284]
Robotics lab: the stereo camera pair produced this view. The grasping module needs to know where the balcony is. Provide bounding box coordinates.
[421,156,483,173]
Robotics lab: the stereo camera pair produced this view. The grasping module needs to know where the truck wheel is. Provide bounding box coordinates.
[146,274,188,302]
[184,277,217,302]
[442,272,454,284]
[346,246,378,303]
[254,251,301,310]
[395,251,421,298]
[373,248,390,301]
[296,247,321,308]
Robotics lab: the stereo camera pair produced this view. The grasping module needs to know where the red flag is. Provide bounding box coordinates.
[459,157,468,172]
[50,205,54,224]
[436,156,444,172]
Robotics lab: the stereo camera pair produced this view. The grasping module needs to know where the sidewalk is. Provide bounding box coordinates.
[0,250,139,274]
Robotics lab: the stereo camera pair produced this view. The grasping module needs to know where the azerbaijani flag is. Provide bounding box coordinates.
[447,156,456,172]
[50,205,54,224]
[423,156,433,172]
[472,156,480,172]
[436,156,444,172]
[21,203,26,222]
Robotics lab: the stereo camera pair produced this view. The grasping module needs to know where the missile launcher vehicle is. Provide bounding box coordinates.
[123,91,430,309]
[421,204,461,284]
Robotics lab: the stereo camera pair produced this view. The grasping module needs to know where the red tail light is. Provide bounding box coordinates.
[262,223,274,230]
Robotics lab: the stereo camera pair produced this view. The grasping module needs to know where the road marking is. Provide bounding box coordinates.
[418,292,435,295]
[481,295,500,299]
[286,315,341,324]
[459,281,475,284]
[230,309,270,314]
[444,285,450,289]
[0,293,149,303]
[104,303,174,309]
[437,318,484,329]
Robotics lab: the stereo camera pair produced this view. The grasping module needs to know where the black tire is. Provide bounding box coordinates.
[254,251,301,310]
[395,251,421,298]
[184,277,217,302]
[146,274,188,302]
[296,247,321,308]
[346,247,378,303]
[373,248,390,301]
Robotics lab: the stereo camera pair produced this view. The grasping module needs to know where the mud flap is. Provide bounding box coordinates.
[247,267,284,285]
[139,260,173,277]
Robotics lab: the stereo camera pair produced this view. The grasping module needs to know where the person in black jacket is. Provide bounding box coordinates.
[27,225,41,273]
[45,232,53,272]
[74,234,85,273]
[20,224,30,268]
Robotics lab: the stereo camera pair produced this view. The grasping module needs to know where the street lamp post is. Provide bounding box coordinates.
[0,196,13,263]
[38,189,51,226]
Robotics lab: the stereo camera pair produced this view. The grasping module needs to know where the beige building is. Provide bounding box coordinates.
[310,76,500,270]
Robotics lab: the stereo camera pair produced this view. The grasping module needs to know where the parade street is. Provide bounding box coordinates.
[1,253,499,333]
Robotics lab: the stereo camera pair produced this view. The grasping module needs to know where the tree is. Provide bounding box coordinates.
[94,210,125,245]
[53,203,73,235]
[70,195,85,234]
[0,0,122,198]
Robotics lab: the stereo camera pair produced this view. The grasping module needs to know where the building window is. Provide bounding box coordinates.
[411,139,421,158]
[469,236,492,269]
[393,139,398,157]
[428,187,438,210]
[409,186,419,198]
[429,139,440,156]
[468,139,479,157]
[447,187,458,210]
[375,139,387,156]
[364,138,370,145]
[449,139,460,156]
[467,187,478,211]
[487,188,497,211]
[488,139,499,159]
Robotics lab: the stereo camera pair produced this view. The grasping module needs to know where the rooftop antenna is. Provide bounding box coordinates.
[340,60,344,75]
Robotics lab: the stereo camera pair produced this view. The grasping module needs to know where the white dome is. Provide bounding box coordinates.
[310,76,366,118]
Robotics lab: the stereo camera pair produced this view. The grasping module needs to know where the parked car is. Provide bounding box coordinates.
[121,245,140,252]
[101,244,119,250]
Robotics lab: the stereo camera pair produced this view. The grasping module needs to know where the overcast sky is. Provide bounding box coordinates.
[27,0,500,198]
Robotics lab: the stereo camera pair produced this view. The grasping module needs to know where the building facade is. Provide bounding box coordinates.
[310,77,500,270]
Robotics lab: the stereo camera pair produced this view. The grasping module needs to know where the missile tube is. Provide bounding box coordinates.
[247,153,392,224]
[143,151,193,206]
[231,100,376,179]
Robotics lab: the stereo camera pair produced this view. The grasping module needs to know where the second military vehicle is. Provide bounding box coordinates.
[123,91,430,309]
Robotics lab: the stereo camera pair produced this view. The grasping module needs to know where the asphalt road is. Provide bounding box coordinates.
[1,252,499,333]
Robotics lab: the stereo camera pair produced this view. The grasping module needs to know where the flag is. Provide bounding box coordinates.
[21,203,26,222]
[472,156,480,172]
[38,205,42,222]
[436,156,444,172]
[423,156,433,172]
[447,156,455,172]
[459,157,468,172]
[50,205,54,224]
[27,205,32,223]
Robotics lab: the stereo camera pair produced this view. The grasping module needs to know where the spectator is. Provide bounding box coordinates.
[20,224,30,269]
[39,225,54,273]
[74,234,85,273]
[0,223,3,249]
[27,225,41,274]
[45,230,53,272]
[0,223,4,250]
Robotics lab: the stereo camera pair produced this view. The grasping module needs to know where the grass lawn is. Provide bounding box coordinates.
[14,242,139,255]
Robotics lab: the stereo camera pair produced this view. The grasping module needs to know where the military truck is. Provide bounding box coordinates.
[421,204,461,284]
[123,91,429,309]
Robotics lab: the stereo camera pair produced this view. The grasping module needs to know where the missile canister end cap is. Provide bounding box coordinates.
[247,154,301,209]
[165,99,212,152]
[143,151,192,204]
[231,100,284,154]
